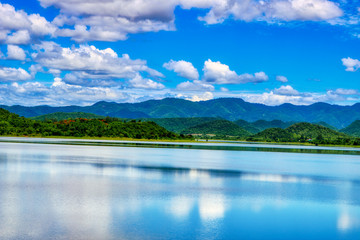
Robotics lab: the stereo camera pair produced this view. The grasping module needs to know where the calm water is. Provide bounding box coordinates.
[0,139,360,239]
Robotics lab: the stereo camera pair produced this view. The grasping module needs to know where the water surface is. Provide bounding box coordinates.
[0,140,359,239]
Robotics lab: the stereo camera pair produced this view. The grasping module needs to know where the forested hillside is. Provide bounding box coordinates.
[0,108,188,140]
[181,119,251,138]
[30,112,105,121]
[248,122,359,145]
[341,120,360,137]
[2,98,360,129]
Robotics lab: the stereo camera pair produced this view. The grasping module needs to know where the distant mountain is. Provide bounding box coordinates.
[249,122,349,143]
[2,98,360,129]
[181,119,251,137]
[143,117,219,133]
[31,112,105,121]
[341,120,360,137]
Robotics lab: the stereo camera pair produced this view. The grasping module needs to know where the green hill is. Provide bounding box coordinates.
[30,112,105,121]
[181,119,251,138]
[2,98,360,129]
[252,120,294,132]
[341,120,360,137]
[143,117,219,133]
[248,122,356,145]
[0,108,188,140]
[314,121,337,130]
[234,119,294,134]
[233,119,261,134]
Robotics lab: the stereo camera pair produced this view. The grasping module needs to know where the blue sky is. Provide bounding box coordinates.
[0,0,359,106]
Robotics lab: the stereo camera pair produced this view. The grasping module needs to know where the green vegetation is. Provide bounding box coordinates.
[181,119,251,139]
[2,106,359,146]
[314,121,337,130]
[0,108,191,140]
[247,122,360,146]
[142,117,219,133]
[30,112,106,121]
[341,120,360,137]
[3,98,360,129]
[233,119,261,134]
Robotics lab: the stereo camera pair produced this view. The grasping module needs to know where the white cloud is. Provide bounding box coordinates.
[49,77,130,105]
[176,80,214,91]
[341,57,360,72]
[128,74,165,90]
[188,92,214,102]
[7,45,26,60]
[220,87,229,92]
[276,75,288,82]
[273,85,300,96]
[36,0,344,42]
[237,86,359,106]
[163,60,199,80]
[0,67,31,82]
[6,30,30,45]
[334,88,358,95]
[32,42,163,86]
[203,59,268,84]
[267,0,343,21]
[0,3,55,44]
[198,0,343,24]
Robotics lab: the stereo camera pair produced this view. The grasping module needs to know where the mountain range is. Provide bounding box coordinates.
[2,98,360,129]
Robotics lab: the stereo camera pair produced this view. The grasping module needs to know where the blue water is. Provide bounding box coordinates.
[0,139,359,239]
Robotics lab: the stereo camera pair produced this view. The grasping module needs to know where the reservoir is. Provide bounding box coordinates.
[0,139,359,239]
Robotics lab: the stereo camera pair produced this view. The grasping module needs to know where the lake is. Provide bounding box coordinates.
[0,138,359,239]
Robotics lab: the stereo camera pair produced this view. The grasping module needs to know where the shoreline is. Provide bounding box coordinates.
[1,136,360,155]
[0,135,359,148]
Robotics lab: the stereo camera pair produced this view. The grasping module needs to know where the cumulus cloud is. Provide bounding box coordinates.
[47,77,130,105]
[203,59,268,84]
[128,74,165,90]
[238,86,359,106]
[273,85,300,96]
[342,57,360,72]
[276,75,288,82]
[32,42,163,86]
[179,91,214,102]
[0,77,167,106]
[6,30,31,45]
[0,3,55,44]
[163,60,199,80]
[0,67,32,82]
[196,0,343,24]
[35,0,344,42]
[334,88,358,95]
[220,87,229,92]
[7,45,26,60]
[176,80,214,91]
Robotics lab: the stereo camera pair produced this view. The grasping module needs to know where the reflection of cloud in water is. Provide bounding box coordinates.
[241,174,312,183]
[0,184,20,239]
[337,212,360,232]
[50,177,112,239]
[199,194,226,221]
[168,196,194,219]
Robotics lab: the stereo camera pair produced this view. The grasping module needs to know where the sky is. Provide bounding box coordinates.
[0,0,359,106]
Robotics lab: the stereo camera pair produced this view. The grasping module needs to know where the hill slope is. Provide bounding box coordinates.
[0,108,186,140]
[143,117,218,133]
[2,98,360,129]
[181,119,251,138]
[248,122,352,144]
[31,112,105,121]
[341,120,360,137]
